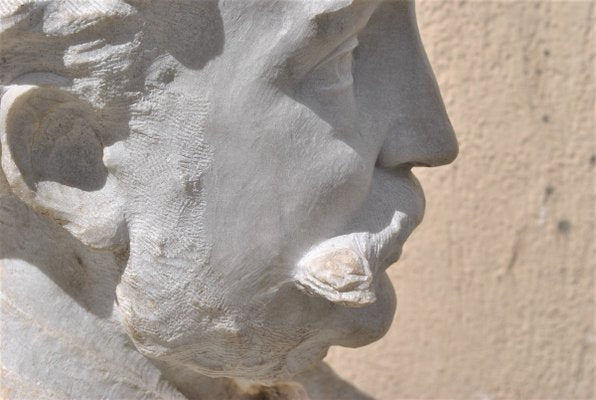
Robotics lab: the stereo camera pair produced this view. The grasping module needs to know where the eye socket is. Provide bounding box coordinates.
[301,35,358,93]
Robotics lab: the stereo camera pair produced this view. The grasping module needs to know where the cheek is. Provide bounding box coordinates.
[205,96,377,257]
[293,141,372,210]
[280,110,376,233]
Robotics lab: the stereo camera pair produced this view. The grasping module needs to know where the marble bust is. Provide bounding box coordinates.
[0,0,457,398]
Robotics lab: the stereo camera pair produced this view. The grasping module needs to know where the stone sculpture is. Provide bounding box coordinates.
[0,0,457,398]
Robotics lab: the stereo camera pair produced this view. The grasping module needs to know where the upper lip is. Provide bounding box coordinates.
[359,207,421,272]
[345,168,426,272]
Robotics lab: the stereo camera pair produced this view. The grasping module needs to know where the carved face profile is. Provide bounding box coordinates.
[0,0,457,382]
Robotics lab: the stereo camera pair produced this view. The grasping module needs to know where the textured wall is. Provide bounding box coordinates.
[326,1,595,399]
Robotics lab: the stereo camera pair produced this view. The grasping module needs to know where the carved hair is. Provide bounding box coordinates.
[1,0,224,100]
[0,1,148,109]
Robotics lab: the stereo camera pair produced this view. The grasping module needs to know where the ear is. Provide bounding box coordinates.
[294,239,376,308]
[1,85,127,249]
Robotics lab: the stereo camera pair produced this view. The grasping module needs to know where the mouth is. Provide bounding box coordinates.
[294,168,425,307]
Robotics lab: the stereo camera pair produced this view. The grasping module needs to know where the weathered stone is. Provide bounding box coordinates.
[0,1,456,398]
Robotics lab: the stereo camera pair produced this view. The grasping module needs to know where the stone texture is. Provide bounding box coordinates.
[1,1,458,398]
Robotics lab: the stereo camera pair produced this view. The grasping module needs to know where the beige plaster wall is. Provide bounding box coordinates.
[326,1,595,399]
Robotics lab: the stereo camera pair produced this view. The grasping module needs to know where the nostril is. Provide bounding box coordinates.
[406,161,433,168]
[375,160,431,169]
[376,135,458,169]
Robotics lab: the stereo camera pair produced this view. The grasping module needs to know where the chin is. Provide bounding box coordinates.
[334,271,397,348]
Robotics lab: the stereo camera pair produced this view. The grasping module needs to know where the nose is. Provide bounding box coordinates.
[376,65,459,169]
[367,0,458,169]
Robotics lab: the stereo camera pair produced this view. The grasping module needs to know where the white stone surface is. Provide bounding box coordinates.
[0,1,457,398]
